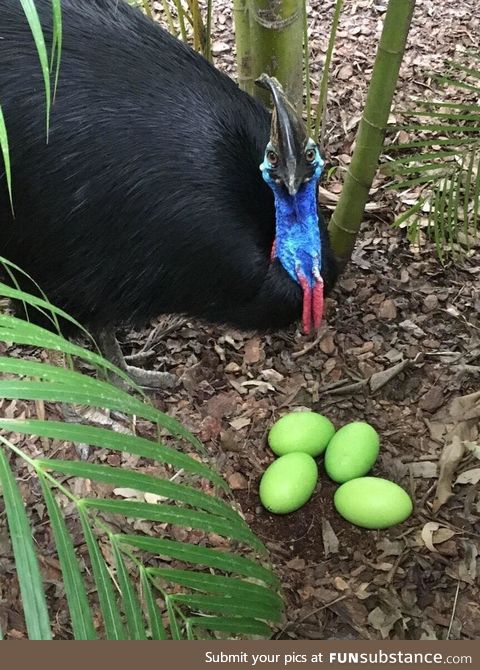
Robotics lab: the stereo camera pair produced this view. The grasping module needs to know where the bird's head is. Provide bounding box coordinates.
[256,73,324,196]
[256,74,325,334]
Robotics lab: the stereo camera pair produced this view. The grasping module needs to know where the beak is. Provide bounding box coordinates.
[285,169,300,196]
[255,74,309,195]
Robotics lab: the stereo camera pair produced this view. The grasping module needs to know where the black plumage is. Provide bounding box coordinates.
[0,0,337,358]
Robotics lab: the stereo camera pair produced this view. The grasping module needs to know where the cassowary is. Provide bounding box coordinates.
[0,0,338,388]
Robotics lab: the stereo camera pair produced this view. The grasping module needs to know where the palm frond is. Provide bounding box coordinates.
[383,50,480,261]
[0,277,282,639]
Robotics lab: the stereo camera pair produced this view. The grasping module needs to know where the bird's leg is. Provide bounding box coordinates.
[95,327,177,390]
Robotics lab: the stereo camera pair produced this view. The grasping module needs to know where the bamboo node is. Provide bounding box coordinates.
[345,167,370,188]
[362,116,385,131]
[252,8,300,31]
[330,218,358,235]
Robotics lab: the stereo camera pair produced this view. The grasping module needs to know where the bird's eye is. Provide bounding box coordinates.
[305,148,316,163]
[267,150,279,166]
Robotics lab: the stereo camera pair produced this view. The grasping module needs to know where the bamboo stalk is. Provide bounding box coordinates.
[160,0,177,37]
[314,0,343,150]
[303,1,312,135]
[328,0,416,267]
[249,0,304,112]
[205,0,213,61]
[233,0,254,95]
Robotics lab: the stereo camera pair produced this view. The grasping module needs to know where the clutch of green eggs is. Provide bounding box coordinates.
[262,412,412,528]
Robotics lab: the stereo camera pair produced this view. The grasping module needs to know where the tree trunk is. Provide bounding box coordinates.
[328,0,416,267]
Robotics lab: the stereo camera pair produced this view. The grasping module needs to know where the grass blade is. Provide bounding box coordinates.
[166,597,183,639]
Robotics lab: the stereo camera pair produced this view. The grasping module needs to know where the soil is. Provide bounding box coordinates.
[1,0,479,641]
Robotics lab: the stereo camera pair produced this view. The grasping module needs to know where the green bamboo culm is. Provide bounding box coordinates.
[248,0,304,112]
[233,0,254,96]
[315,0,344,150]
[328,0,416,267]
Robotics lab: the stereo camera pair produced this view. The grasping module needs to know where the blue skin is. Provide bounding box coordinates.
[260,147,324,289]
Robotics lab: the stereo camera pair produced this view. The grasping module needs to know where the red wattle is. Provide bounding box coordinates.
[297,271,312,334]
[270,239,276,263]
[313,277,324,330]
[297,270,325,334]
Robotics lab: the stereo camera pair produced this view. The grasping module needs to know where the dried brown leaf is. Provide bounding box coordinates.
[455,468,480,485]
[322,518,339,557]
[243,337,263,365]
[432,436,465,512]
[421,522,456,552]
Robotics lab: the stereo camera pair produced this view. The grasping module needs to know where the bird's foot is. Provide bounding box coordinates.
[124,349,155,365]
[122,365,177,391]
[94,327,176,391]
[107,365,177,391]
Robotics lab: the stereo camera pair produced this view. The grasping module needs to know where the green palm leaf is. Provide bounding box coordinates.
[1,1,278,640]
[19,0,51,138]
[0,302,281,640]
[0,107,13,215]
[384,52,480,261]
[0,442,52,640]
[39,477,97,639]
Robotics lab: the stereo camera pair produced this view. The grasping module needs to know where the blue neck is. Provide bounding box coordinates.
[270,177,322,288]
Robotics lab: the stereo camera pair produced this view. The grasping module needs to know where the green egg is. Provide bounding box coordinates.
[268,411,335,457]
[259,452,318,515]
[334,477,413,529]
[324,421,379,483]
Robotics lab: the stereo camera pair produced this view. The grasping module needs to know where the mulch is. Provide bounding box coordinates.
[1,0,479,640]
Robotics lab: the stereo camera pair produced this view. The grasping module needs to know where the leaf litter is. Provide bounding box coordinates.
[0,0,479,641]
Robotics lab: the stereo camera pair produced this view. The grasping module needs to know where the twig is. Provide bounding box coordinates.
[446,579,461,640]
[275,594,348,638]
[369,358,413,393]
[386,549,408,585]
[292,332,323,359]
[325,380,368,396]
